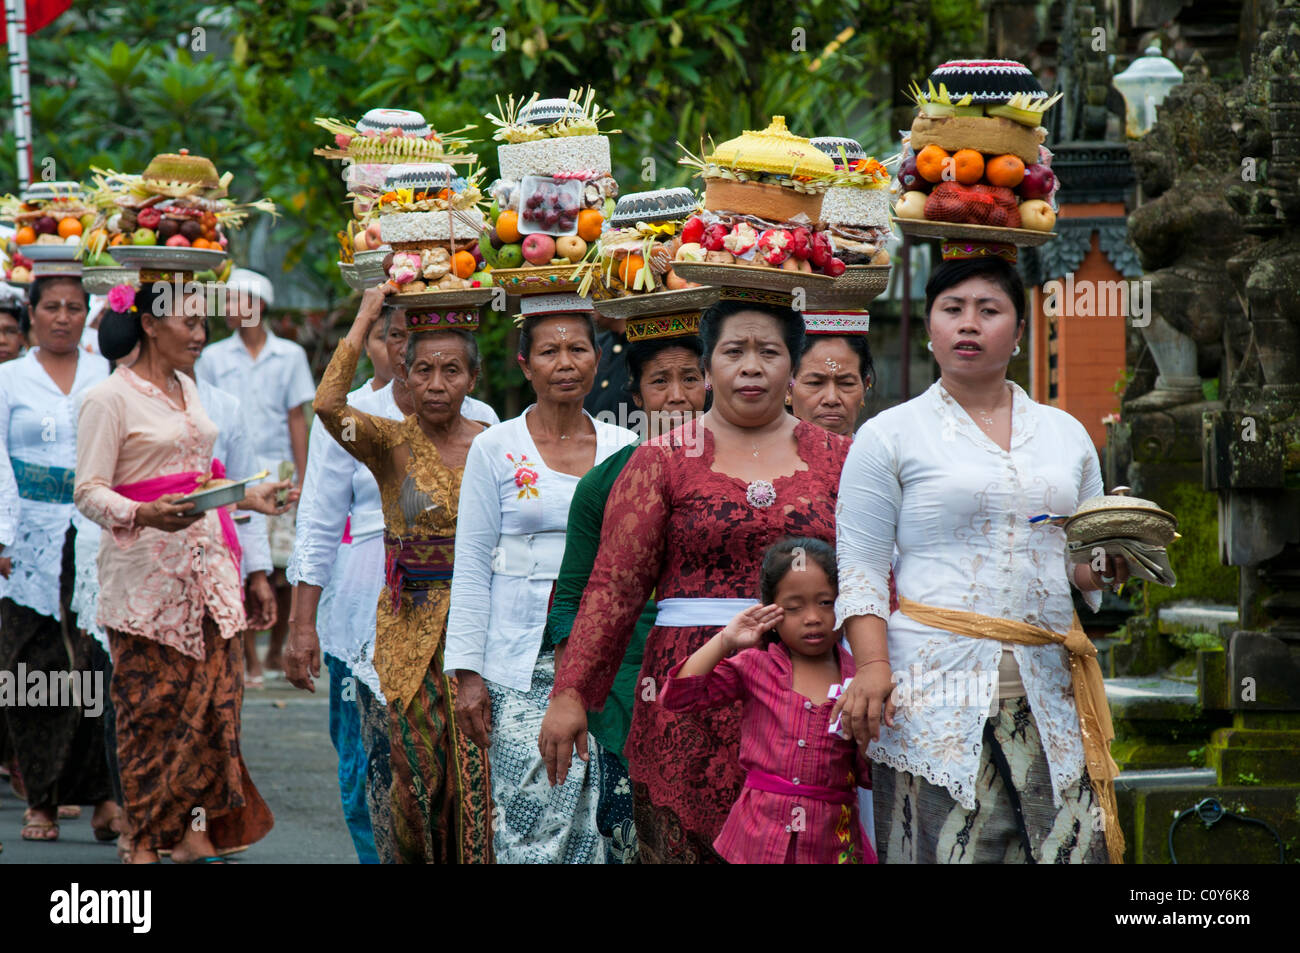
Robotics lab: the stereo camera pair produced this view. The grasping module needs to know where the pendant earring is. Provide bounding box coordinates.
[926,341,934,353]
[704,381,712,392]
[784,394,792,406]
[1012,344,1022,356]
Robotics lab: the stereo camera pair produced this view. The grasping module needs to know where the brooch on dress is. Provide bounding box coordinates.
[746,479,776,509]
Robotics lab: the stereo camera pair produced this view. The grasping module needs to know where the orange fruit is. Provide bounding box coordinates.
[437,188,452,201]
[985,153,1026,188]
[192,238,211,249]
[576,208,603,242]
[496,210,521,243]
[109,233,128,246]
[618,253,646,287]
[951,149,985,185]
[452,249,476,278]
[915,144,949,183]
[58,217,82,238]
[15,226,36,245]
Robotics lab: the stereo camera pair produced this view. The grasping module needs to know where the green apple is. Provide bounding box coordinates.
[80,213,96,232]
[468,270,493,287]
[489,199,501,224]
[132,227,156,245]
[496,243,523,268]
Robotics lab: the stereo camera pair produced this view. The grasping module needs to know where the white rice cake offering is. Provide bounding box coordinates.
[497,135,611,181]
[380,207,485,243]
[820,185,892,227]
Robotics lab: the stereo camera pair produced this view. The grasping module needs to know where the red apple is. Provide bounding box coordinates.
[1017,164,1056,200]
[521,233,556,265]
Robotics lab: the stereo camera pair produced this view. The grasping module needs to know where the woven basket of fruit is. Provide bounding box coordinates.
[671,261,836,294]
[491,264,586,295]
[892,61,1062,245]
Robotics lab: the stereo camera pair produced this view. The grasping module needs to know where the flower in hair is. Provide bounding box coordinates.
[108,283,137,313]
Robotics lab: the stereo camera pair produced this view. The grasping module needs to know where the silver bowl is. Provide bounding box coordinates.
[177,480,246,513]
[108,245,228,271]
[21,243,81,261]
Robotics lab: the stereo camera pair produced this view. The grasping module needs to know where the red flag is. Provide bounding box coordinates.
[2,0,72,45]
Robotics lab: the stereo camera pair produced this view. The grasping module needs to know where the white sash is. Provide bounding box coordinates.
[654,597,760,627]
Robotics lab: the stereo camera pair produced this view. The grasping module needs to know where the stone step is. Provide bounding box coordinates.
[1115,768,1217,791]
[1122,784,1297,864]
[1106,675,1199,719]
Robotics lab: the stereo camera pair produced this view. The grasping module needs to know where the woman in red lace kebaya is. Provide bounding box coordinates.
[539,292,851,863]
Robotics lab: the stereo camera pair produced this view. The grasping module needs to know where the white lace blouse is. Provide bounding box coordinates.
[835,380,1103,809]
[0,348,109,619]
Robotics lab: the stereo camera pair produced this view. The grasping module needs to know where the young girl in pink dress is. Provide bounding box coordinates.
[661,536,877,864]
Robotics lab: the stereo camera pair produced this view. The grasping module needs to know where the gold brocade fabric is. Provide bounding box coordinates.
[315,340,471,709]
[896,596,1126,865]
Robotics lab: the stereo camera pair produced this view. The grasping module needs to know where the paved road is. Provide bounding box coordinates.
[0,678,356,864]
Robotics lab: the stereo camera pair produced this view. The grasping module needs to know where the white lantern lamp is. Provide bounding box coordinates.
[1112,41,1184,139]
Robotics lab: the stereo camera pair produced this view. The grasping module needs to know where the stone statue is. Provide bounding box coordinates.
[1124,54,1254,411]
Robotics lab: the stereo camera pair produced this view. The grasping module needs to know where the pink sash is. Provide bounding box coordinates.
[114,458,243,573]
[744,769,856,805]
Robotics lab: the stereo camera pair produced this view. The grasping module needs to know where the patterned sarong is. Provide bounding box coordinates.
[486,651,604,864]
[107,619,273,852]
[388,645,492,863]
[872,696,1108,864]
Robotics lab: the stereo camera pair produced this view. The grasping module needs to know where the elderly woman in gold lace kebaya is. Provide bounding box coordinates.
[310,283,493,864]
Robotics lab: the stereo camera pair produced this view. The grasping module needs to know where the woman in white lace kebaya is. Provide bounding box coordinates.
[832,254,1130,864]
[0,274,117,843]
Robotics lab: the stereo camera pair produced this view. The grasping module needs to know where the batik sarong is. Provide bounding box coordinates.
[486,651,603,864]
[872,696,1109,864]
[388,645,491,864]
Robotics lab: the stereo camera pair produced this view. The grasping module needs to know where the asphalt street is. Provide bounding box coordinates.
[0,676,356,865]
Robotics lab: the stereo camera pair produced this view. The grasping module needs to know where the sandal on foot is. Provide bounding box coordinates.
[21,809,59,842]
[58,805,82,819]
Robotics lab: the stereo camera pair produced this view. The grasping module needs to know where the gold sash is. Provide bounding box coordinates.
[897,596,1125,864]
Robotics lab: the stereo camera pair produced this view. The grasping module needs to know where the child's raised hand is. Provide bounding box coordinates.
[719,603,784,654]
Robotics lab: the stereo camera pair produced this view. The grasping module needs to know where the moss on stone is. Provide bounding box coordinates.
[1143,482,1238,613]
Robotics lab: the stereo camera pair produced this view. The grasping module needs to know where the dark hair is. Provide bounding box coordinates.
[96,281,177,361]
[0,304,23,328]
[24,275,89,335]
[404,328,481,376]
[699,299,804,370]
[759,536,838,605]
[623,335,705,398]
[381,302,403,335]
[923,257,1026,331]
[797,333,874,387]
[517,311,597,360]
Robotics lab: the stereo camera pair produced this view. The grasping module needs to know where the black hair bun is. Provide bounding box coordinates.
[98,309,143,361]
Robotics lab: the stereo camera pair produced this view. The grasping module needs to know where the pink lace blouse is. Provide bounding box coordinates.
[74,366,245,658]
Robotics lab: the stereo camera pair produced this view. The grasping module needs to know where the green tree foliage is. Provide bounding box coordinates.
[3,0,983,398]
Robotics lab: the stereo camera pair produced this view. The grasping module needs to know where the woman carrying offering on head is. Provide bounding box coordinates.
[0,271,117,844]
[539,314,707,863]
[310,282,495,864]
[788,311,874,437]
[538,291,851,863]
[831,250,1128,864]
[74,275,283,864]
[444,292,639,865]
